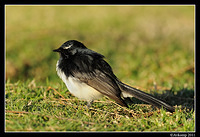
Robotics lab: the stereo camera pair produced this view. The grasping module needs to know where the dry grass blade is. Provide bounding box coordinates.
[6,110,36,114]
[47,86,69,102]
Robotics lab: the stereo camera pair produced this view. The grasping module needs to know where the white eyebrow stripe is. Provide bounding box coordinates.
[63,44,72,49]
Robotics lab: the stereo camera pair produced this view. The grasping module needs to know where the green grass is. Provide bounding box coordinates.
[5,5,195,131]
[5,80,194,131]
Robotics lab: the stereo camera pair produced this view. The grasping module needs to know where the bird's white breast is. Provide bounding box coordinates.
[56,61,103,101]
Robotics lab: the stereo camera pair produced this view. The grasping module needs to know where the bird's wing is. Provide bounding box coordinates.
[71,69,127,107]
[70,53,127,107]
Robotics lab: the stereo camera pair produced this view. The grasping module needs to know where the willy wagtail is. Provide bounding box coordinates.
[53,40,175,112]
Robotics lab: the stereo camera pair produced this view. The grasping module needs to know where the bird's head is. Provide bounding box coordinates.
[53,40,87,57]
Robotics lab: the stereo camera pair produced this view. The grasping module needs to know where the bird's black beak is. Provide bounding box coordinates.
[53,48,61,52]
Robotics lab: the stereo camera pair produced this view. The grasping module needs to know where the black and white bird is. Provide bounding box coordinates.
[53,40,175,112]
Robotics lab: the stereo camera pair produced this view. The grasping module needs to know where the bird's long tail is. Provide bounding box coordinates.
[118,81,175,112]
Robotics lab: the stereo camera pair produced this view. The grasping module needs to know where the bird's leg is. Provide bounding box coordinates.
[124,97,134,105]
[87,100,93,108]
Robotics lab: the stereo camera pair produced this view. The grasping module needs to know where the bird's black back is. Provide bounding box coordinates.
[58,46,117,80]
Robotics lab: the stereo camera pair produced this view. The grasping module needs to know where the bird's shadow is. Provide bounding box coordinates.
[126,88,194,111]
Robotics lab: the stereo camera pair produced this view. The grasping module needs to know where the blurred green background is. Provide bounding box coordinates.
[6,5,194,89]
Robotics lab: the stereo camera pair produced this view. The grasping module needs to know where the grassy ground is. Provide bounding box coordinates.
[5,80,194,131]
[5,5,195,131]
